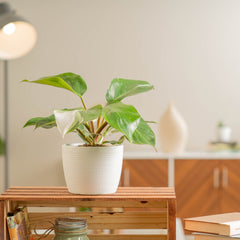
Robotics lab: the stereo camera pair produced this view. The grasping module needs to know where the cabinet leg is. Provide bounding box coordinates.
[0,200,9,240]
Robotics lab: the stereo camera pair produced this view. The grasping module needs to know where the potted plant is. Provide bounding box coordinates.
[23,72,156,194]
[217,121,232,143]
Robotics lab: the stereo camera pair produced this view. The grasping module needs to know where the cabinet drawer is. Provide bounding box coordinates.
[220,160,240,212]
[121,159,168,187]
[175,160,220,218]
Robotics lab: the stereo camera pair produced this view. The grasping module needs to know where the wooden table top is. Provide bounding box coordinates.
[0,186,176,201]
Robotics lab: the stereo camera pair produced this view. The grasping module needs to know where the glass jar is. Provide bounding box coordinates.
[54,217,89,240]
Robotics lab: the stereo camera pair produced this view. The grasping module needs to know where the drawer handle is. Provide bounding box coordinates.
[222,167,228,188]
[213,168,220,189]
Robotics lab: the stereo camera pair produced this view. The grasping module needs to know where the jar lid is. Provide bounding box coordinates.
[55,217,87,229]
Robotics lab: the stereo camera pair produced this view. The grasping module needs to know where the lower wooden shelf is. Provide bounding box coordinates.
[0,187,176,240]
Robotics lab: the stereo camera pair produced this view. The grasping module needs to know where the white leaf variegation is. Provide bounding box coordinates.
[53,105,102,138]
[54,109,83,137]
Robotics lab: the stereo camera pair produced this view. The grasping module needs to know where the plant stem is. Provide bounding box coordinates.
[84,123,91,132]
[97,115,104,129]
[89,121,95,133]
[97,116,101,129]
[76,129,92,144]
[93,121,108,144]
[80,96,87,110]
[96,121,108,135]
[79,96,94,135]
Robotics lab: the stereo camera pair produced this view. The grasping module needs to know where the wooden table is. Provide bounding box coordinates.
[0,187,176,240]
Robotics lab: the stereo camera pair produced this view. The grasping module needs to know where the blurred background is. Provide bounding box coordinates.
[1,0,240,191]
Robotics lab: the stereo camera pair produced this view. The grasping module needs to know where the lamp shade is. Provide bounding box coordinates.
[0,2,37,60]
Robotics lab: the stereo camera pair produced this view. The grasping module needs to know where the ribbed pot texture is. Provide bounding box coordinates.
[62,144,124,194]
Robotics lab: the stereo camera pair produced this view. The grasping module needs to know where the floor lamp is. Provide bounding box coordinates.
[0,2,37,190]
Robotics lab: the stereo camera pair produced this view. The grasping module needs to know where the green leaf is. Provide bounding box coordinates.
[106,78,154,103]
[103,135,125,145]
[23,117,44,128]
[76,124,93,144]
[103,102,139,141]
[0,136,5,155]
[103,102,155,146]
[23,115,56,129]
[22,72,87,97]
[80,105,102,122]
[35,115,56,129]
[131,118,155,146]
[54,105,102,137]
[77,124,94,141]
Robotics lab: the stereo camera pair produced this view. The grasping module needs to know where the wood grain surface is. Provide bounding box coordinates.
[0,187,176,240]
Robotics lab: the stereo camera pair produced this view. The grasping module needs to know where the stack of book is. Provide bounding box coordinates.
[207,142,240,153]
[184,213,240,240]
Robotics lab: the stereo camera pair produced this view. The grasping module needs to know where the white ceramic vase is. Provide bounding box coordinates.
[159,102,188,154]
[62,144,123,194]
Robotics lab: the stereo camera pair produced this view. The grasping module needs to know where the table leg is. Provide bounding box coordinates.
[168,199,176,240]
[0,200,9,240]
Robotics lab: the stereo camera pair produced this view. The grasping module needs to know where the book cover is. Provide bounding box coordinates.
[184,212,240,236]
[7,207,32,240]
[193,233,240,240]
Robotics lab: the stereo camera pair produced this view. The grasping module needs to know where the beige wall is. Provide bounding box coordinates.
[1,0,240,190]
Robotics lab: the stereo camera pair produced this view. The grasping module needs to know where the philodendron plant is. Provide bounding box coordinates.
[23,72,156,148]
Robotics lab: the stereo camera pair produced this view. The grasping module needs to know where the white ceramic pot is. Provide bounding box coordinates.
[62,144,123,194]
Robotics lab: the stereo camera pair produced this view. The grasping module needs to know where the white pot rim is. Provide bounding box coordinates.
[63,143,123,148]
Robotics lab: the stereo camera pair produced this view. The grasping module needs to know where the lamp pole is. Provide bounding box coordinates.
[0,2,37,191]
[4,60,8,189]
